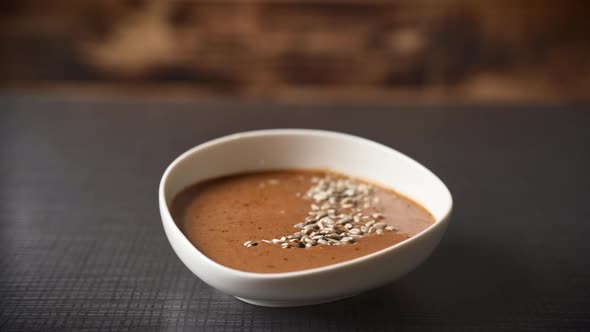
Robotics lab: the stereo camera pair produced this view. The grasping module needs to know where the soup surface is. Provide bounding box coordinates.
[171,170,435,273]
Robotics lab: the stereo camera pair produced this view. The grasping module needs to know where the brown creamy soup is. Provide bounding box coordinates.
[171,170,435,273]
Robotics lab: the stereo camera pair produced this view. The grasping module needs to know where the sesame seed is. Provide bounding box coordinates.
[303,224,318,231]
[243,241,258,247]
[315,211,328,219]
[340,237,354,243]
[304,238,316,245]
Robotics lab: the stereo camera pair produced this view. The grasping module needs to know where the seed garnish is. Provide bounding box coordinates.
[245,174,399,249]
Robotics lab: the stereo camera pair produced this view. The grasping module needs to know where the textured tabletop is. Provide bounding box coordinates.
[1,96,589,331]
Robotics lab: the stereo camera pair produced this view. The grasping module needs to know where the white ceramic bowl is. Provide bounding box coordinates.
[159,129,452,307]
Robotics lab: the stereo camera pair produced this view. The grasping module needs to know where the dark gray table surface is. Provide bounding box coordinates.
[1,95,589,331]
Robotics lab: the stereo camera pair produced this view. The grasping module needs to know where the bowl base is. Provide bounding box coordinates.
[235,295,356,307]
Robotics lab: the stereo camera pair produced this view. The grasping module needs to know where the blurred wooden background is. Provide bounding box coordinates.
[1,0,589,103]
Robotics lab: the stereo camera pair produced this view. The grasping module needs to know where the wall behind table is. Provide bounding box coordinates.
[1,0,589,103]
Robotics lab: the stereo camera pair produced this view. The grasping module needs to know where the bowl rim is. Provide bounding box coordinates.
[159,128,453,280]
